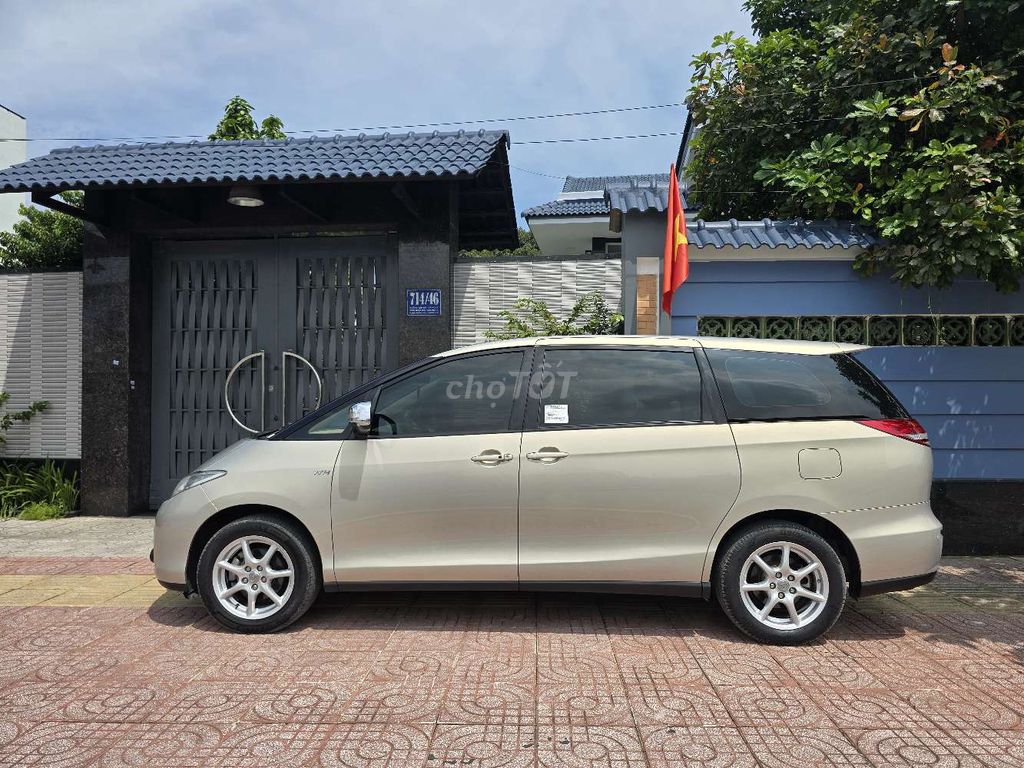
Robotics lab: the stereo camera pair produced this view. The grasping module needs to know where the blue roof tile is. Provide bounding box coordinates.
[522,198,611,217]
[687,218,879,249]
[0,130,510,192]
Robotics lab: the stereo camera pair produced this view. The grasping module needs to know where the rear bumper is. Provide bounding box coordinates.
[829,500,943,585]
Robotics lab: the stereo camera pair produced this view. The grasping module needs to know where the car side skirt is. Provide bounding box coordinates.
[857,571,937,597]
[324,580,709,598]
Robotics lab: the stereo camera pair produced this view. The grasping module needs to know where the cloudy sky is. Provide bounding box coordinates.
[0,1,752,216]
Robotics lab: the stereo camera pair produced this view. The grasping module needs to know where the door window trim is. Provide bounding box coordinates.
[523,344,716,432]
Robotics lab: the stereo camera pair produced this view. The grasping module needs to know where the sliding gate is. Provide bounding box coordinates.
[150,235,398,505]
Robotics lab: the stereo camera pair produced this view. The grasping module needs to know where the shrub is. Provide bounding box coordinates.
[17,501,66,521]
[0,460,79,519]
[485,292,624,340]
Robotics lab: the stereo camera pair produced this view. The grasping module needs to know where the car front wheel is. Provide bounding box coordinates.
[714,522,846,645]
[196,515,320,633]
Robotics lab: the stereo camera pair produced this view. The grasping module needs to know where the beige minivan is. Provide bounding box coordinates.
[153,336,942,644]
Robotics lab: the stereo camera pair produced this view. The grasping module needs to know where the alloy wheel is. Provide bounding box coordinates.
[212,535,295,620]
[738,540,829,631]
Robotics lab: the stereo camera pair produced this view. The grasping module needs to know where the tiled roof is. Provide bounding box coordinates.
[605,185,878,248]
[522,198,611,217]
[561,173,668,193]
[523,173,672,218]
[605,184,678,216]
[686,219,881,249]
[0,129,510,193]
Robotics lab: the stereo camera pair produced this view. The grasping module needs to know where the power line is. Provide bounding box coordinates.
[0,100,687,144]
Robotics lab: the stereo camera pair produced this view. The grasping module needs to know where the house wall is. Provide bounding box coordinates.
[0,271,82,459]
[452,255,622,347]
[0,106,27,234]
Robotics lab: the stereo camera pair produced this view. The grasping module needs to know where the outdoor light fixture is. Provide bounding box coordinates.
[227,184,264,207]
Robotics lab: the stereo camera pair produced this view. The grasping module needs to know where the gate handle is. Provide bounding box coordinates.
[282,351,323,422]
[224,351,265,434]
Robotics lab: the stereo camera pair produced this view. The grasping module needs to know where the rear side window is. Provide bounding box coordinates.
[536,348,702,427]
[705,350,907,422]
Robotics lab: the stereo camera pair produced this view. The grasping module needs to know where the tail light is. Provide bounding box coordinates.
[857,418,930,446]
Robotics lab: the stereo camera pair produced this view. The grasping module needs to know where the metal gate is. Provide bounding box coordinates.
[150,235,397,504]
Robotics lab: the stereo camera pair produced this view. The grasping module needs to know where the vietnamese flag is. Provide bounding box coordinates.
[662,165,689,314]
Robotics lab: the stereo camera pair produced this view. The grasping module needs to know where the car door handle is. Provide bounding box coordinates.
[470,450,514,465]
[526,448,569,463]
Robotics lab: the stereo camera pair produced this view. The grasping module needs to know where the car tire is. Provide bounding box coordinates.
[196,514,321,633]
[714,521,846,645]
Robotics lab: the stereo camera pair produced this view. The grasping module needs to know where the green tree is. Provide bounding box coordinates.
[209,96,286,141]
[460,228,541,258]
[686,0,1024,291]
[485,291,624,340]
[0,190,83,271]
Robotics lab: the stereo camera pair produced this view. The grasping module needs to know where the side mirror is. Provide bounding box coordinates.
[348,401,372,436]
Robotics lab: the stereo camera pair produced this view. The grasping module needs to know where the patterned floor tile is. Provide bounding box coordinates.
[694,651,799,688]
[625,682,735,727]
[338,680,443,724]
[0,721,125,767]
[847,727,986,768]
[738,726,869,767]
[217,722,332,766]
[641,725,758,768]
[717,684,832,728]
[97,722,231,767]
[906,686,1024,731]
[428,723,534,768]
[440,681,537,726]
[537,724,647,767]
[804,687,932,730]
[538,682,633,726]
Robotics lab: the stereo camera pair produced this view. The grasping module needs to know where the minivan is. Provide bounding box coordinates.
[153,336,942,644]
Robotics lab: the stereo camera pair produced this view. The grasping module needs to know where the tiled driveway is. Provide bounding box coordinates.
[0,526,1022,766]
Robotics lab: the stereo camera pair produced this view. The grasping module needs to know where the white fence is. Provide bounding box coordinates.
[452,256,622,347]
[0,272,82,459]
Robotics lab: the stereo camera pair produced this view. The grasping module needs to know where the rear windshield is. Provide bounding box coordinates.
[705,350,907,422]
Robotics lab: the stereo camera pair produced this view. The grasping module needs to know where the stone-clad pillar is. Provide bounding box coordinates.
[80,228,152,516]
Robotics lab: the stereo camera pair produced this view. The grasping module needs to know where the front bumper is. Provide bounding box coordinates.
[829,500,943,587]
[153,486,218,589]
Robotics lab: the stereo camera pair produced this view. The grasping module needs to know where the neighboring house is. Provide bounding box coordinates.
[523,174,668,256]
[0,104,27,233]
[523,174,673,334]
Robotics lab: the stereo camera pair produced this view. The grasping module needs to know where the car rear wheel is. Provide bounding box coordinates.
[196,515,320,633]
[714,522,846,645]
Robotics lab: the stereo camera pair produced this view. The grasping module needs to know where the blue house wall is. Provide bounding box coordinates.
[669,260,1024,481]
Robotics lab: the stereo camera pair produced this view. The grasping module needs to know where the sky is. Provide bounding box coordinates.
[0,0,752,218]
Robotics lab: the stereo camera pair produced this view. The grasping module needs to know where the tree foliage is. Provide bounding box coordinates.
[209,96,286,141]
[460,228,541,258]
[0,191,83,271]
[686,0,1024,291]
[485,291,624,340]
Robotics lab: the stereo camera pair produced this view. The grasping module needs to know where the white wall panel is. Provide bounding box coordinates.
[0,272,82,459]
[452,258,621,348]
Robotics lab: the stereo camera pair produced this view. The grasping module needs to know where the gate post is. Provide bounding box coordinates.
[80,228,152,516]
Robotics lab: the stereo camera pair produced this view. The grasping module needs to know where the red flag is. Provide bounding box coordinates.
[662,165,689,314]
